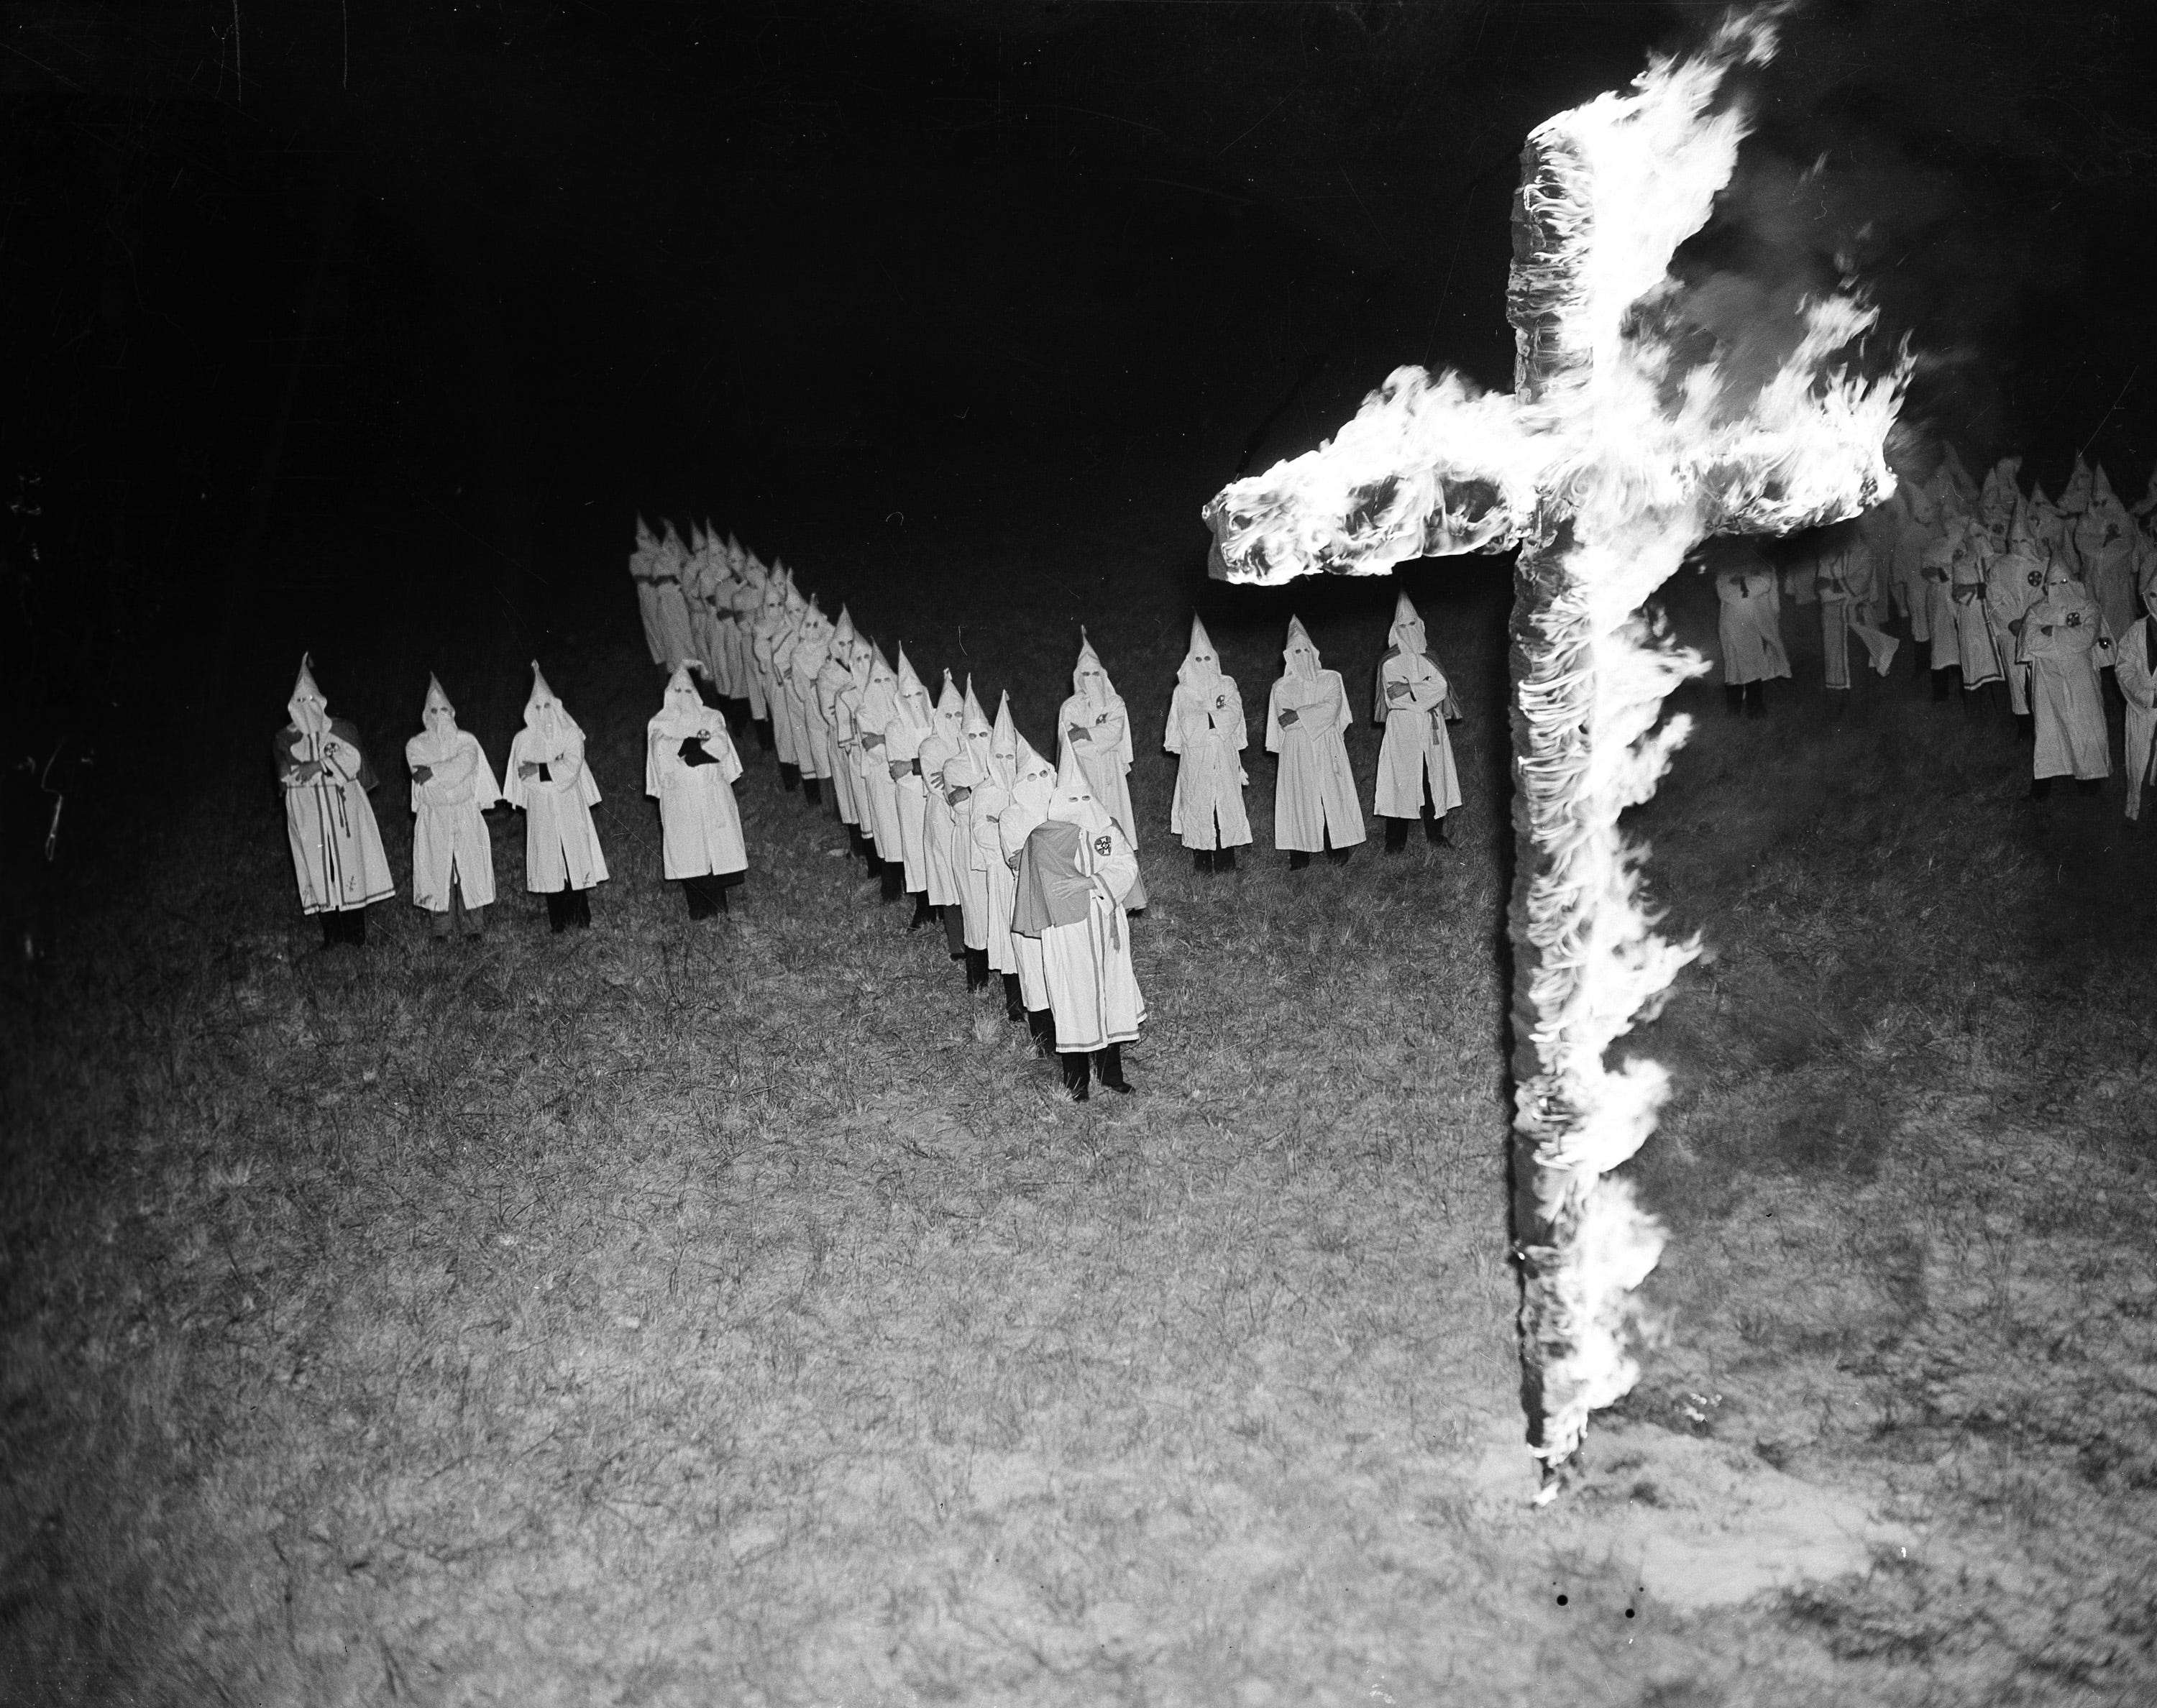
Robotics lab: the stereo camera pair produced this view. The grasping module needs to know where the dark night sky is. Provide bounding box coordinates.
[4,0,2155,781]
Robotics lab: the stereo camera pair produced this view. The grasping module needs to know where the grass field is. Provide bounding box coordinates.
[6,464,2157,1704]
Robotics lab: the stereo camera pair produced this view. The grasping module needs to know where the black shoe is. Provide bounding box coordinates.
[1383,818,1409,854]
[802,777,822,805]
[1427,815,1452,847]
[880,866,905,904]
[320,914,342,950]
[1193,849,1214,874]
[778,762,801,792]
[1931,668,1954,703]
[571,890,592,930]
[1095,1043,1133,1094]
[1061,1051,1090,1102]
[1216,848,1236,872]
[1002,973,1025,1022]
[2015,713,2035,744]
[754,717,774,752]
[2076,778,2102,796]
[965,947,991,991]
[1726,684,1744,716]
[1744,682,1767,719]
[909,891,934,930]
[684,879,709,919]
[547,890,571,934]
[1288,850,1311,871]
[1027,1009,1057,1057]
[1325,846,1352,866]
[2030,777,2053,802]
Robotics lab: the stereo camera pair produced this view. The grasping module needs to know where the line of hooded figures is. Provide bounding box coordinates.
[271,520,1465,1101]
[1716,444,2157,812]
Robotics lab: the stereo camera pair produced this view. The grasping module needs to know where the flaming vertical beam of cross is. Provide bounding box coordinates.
[1202,7,1905,1492]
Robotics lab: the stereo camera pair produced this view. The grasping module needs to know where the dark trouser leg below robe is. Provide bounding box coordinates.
[1002,972,1025,1021]
[1061,1049,1090,1101]
[1095,1042,1132,1093]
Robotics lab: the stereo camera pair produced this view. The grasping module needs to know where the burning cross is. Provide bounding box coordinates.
[1204,11,1905,1493]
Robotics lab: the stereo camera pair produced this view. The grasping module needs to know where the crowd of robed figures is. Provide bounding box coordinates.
[1712,446,2157,813]
[270,518,1472,1099]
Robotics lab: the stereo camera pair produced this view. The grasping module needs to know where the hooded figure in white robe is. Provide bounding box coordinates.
[943,679,998,989]
[728,553,769,725]
[1886,478,1936,651]
[647,664,746,917]
[651,521,702,671]
[1946,518,2004,691]
[918,671,968,958]
[1265,617,1365,860]
[998,734,1060,1045]
[406,674,500,937]
[1016,745,1145,1099]
[973,694,1026,1014]
[1056,633,1137,846]
[815,608,863,832]
[630,516,668,666]
[1715,564,1790,706]
[275,655,395,944]
[1813,521,1899,690]
[2117,600,2157,822]
[1164,614,1250,868]
[1372,589,1462,849]
[787,600,836,802]
[887,648,937,919]
[2075,468,2143,646]
[1985,502,2051,720]
[2016,560,2113,791]
[503,663,608,928]
[751,574,796,769]
[856,645,906,899]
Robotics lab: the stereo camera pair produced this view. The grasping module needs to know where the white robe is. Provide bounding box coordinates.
[1055,690,1138,845]
[406,729,500,912]
[1372,649,1462,819]
[2116,617,2156,820]
[974,779,1020,973]
[1022,817,1145,1054]
[1164,674,1250,850]
[886,711,933,892]
[503,722,609,891]
[946,758,992,948]
[647,712,746,879]
[1715,569,1790,684]
[2018,588,2112,781]
[278,720,395,914]
[1266,669,1364,851]
[920,731,963,909]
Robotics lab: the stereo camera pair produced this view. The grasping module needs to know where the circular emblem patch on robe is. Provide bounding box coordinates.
[2067,612,2082,628]
[1094,835,1113,856]
[2028,571,2042,587]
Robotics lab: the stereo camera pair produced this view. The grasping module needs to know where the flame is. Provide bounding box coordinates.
[1201,4,1908,1481]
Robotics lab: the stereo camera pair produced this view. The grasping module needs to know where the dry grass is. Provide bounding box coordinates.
[6,521,2157,1706]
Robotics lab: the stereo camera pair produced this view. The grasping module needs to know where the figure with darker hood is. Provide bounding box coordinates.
[504,663,608,929]
[1265,617,1363,866]
[1163,614,1250,872]
[1015,746,1146,1101]
[276,655,395,947]
[999,735,1061,1054]
[406,674,500,940]
[1371,590,1461,851]
[648,664,746,918]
